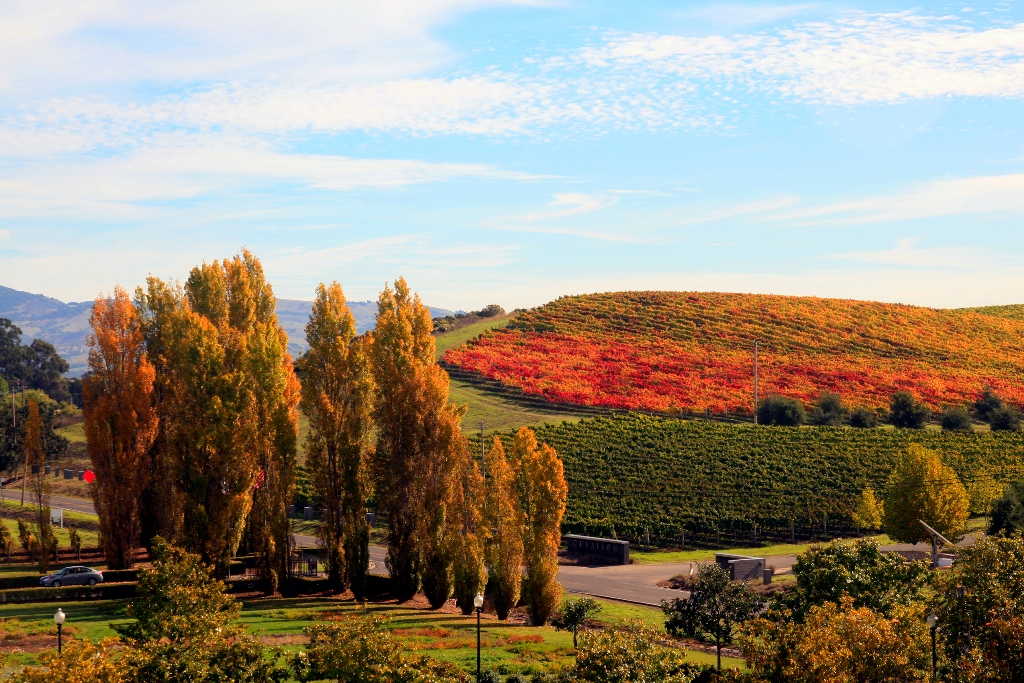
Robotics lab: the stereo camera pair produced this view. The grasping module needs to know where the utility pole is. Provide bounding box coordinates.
[753,340,759,425]
[480,421,486,480]
[18,383,27,506]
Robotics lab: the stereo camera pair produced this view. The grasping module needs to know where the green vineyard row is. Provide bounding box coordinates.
[483,415,1024,540]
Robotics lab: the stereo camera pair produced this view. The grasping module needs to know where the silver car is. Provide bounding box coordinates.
[40,566,104,588]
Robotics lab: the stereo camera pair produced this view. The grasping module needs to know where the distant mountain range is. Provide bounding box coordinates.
[0,285,453,376]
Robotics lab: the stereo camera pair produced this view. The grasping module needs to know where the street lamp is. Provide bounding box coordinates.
[927,611,939,679]
[54,608,65,654]
[474,593,484,680]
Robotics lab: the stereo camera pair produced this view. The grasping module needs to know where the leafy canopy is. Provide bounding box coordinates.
[741,596,931,683]
[882,444,969,543]
[115,537,239,644]
[888,391,930,429]
[989,480,1024,536]
[781,539,928,619]
[662,563,763,669]
[756,395,805,426]
[934,535,1024,683]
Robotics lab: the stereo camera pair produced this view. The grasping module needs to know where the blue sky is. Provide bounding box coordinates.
[1,0,1022,311]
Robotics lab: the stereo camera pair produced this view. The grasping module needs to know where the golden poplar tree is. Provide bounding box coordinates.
[370,277,467,604]
[83,286,158,569]
[135,251,298,579]
[452,446,487,615]
[484,437,524,620]
[508,427,567,625]
[883,444,969,544]
[302,282,375,596]
[23,400,53,571]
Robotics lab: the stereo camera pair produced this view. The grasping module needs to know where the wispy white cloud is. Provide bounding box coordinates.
[0,137,542,218]
[824,237,992,269]
[780,173,1024,225]
[573,13,1024,105]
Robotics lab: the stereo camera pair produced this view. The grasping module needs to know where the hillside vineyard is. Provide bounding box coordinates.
[445,292,1024,414]
[516,415,1024,541]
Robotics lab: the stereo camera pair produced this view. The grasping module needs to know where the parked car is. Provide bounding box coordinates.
[39,566,104,588]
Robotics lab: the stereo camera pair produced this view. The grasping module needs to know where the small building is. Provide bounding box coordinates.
[714,553,766,581]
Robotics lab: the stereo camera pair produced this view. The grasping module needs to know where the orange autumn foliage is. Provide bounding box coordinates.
[445,291,1024,414]
[83,286,158,569]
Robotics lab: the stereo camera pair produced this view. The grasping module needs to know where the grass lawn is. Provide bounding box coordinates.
[629,535,891,565]
[0,594,744,675]
[434,316,514,358]
[54,422,86,444]
[0,501,100,551]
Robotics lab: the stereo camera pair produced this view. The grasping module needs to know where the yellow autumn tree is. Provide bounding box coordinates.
[370,278,467,605]
[301,282,375,596]
[742,596,932,683]
[883,444,969,544]
[83,286,158,569]
[507,427,568,625]
[23,400,53,571]
[135,251,298,579]
[852,486,883,532]
[484,437,524,620]
[451,439,486,615]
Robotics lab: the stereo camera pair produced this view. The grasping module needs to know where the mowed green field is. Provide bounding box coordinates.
[0,596,742,673]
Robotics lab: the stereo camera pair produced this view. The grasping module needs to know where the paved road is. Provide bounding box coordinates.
[26,498,972,607]
[3,491,98,516]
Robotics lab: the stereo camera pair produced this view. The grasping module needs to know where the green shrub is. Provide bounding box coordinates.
[757,396,806,426]
[888,391,930,429]
[848,407,878,428]
[808,392,848,427]
[990,406,1021,432]
[940,406,973,431]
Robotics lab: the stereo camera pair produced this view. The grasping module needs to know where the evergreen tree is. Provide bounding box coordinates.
[301,282,374,596]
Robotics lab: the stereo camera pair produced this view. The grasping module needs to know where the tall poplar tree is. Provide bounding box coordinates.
[24,400,53,571]
[484,437,523,621]
[370,277,467,604]
[508,427,567,626]
[83,286,159,569]
[135,251,298,578]
[452,446,486,615]
[301,282,374,596]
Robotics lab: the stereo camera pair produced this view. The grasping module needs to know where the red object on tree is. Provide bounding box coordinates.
[83,470,96,484]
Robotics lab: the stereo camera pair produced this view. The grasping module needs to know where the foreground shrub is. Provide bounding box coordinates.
[780,539,928,620]
[292,616,469,683]
[14,639,123,683]
[934,535,1024,682]
[741,596,931,683]
[573,624,700,683]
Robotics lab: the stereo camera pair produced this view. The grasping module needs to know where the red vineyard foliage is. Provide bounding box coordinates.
[443,292,1024,413]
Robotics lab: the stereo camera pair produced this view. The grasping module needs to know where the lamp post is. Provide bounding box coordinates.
[474,593,484,680]
[54,608,65,654]
[927,611,938,680]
